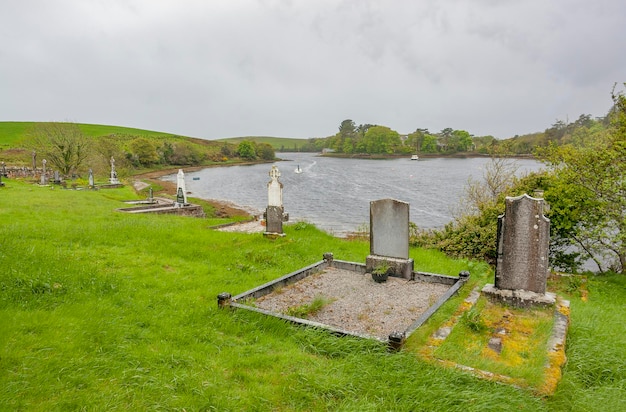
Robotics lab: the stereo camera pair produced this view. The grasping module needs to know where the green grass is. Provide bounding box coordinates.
[0,179,624,411]
[433,297,555,387]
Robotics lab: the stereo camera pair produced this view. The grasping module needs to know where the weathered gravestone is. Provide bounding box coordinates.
[175,169,188,207]
[366,198,414,279]
[1,161,6,177]
[483,193,555,307]
[32,151,37,175]
[40,159,47,185]
[109,157,120,184]
[264,165,288,236]
[53,170,61,184]
[88,169,94,188]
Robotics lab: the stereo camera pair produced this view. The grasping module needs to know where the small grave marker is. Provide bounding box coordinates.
[88,169,94,188]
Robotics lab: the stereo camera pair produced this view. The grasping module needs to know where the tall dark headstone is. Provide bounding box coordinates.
[483,194,554,307]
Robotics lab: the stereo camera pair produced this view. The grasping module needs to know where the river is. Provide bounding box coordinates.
[162,153,544,236]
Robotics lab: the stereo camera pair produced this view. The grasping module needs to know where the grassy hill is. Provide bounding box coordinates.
[0,121,193,148]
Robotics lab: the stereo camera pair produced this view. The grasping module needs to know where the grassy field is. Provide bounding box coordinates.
[0,179,624,411]
[0,122,185,148]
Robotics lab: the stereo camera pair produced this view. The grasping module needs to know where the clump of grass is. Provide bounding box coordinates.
[286,295,334,319]
[461,307,489,333]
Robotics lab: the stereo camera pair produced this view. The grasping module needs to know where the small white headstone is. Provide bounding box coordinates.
[267,165,283,207]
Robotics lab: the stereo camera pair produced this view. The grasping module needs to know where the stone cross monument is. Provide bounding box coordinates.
[175,169,188,207]
[483,193,555,307]
[109,157,120,184]
[264,165,288,236]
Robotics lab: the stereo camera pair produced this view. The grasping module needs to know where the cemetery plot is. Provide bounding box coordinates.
[253,267,452,340]
[417,289,569,395]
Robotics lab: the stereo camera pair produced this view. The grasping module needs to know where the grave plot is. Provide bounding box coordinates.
[414,194,570,394]
[218,199,470,349]
[219,255,468,348]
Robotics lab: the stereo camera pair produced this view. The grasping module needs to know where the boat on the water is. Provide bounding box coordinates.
[295,165,303,174]
[410,154,419,160]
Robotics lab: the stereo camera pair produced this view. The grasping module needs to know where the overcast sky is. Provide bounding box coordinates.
[1,1,625,140]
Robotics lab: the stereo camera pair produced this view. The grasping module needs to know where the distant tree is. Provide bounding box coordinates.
[339,119,356,137]
[129,137,159,166]
[407,128,428,153]
[256,142,275,160]
[236,140,257,160]
[159,141,175,164]
[539,84,626,273]
[451,130,474,152]
[362,126,401,154]
[421,134,438,153]
[24,122,90,175]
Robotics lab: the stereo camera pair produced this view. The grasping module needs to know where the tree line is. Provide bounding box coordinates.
[19,125,275,178]
[291,111,613,156]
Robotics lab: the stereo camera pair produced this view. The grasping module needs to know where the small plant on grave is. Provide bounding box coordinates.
[285,295,334,319]
[370,261,392,283]
[461,307,489,333]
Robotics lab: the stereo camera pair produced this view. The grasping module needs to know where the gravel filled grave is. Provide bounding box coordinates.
[254,267,451,340]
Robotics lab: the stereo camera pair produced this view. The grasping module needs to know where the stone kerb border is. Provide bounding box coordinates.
[218,253,470,350]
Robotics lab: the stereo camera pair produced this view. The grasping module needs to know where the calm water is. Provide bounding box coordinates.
[162,153,544,236]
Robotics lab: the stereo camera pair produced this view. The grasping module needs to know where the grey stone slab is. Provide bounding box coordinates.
[369,198,409,259]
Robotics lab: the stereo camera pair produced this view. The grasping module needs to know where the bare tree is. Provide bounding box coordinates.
[25,123,90,176]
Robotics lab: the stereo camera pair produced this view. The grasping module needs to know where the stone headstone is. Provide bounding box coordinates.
[40,159,47,185]
[109,156,120,184]
[148,187,154,202]
[175,169,187,206]
[483,194,554,307]
[32,151,36,174]
[267,165,282,207]
[53,170,60,184]
[264,165,287,236]
[1,161,6,177]
[366,198,414,279]
[88,169,94,187]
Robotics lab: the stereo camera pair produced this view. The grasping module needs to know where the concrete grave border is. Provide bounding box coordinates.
[218,253,470,350]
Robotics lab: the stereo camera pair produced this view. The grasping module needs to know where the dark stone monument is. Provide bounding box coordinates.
[483,194,555,307]
[366,198,414,279]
